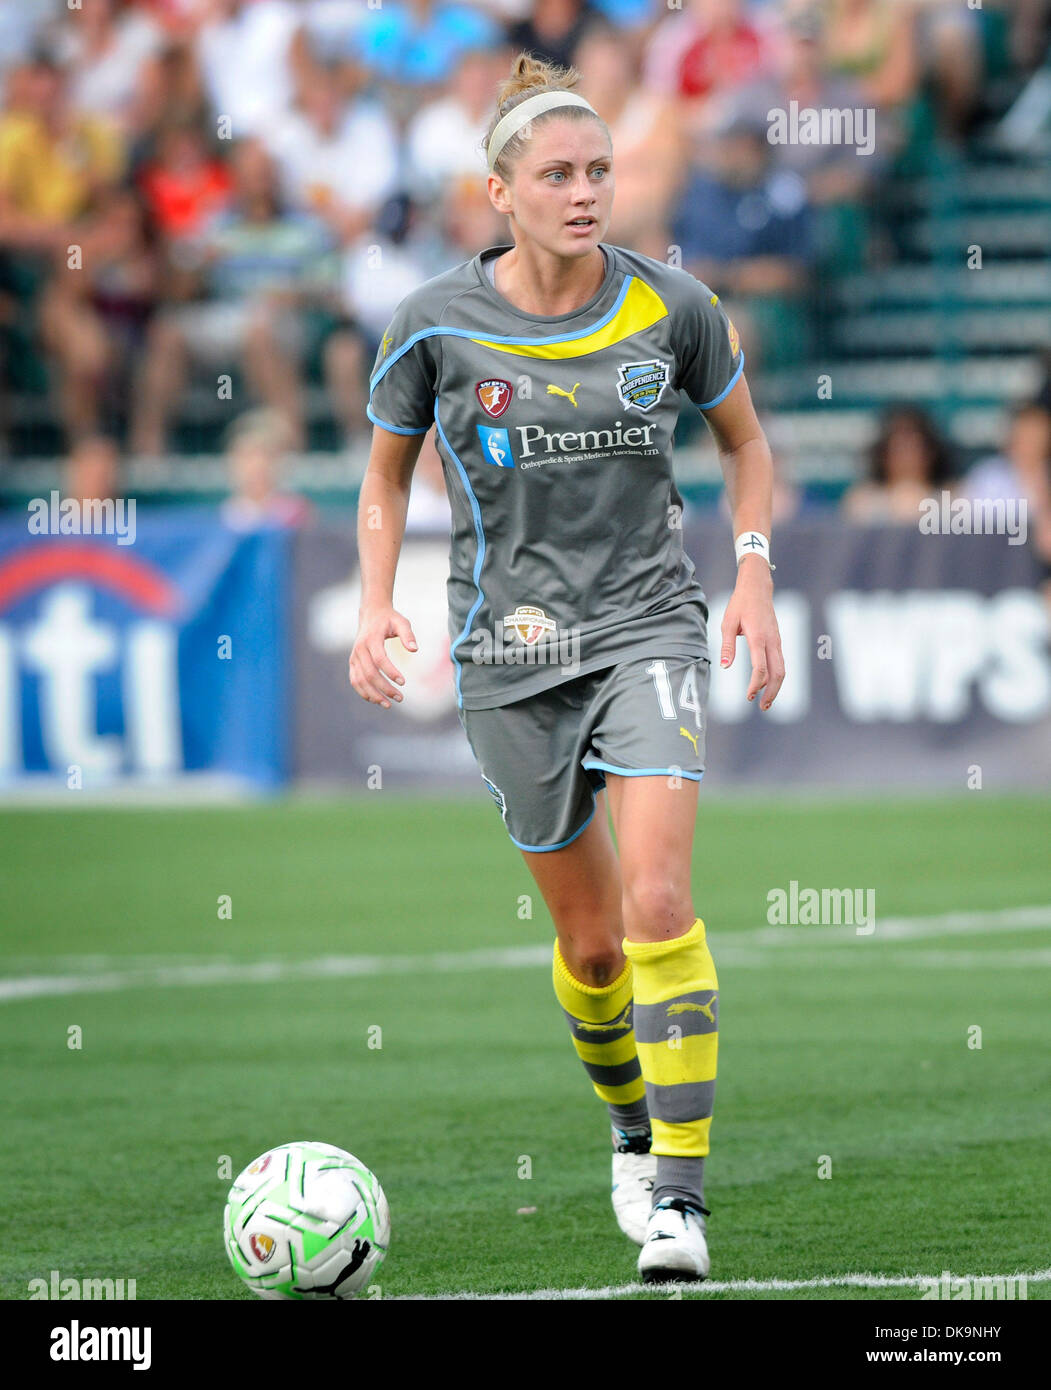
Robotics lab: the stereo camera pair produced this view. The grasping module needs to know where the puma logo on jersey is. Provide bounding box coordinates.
[679,726,699,754]
[576,1003,632,1033]
[380,329,393,358]
[546,381,581,407]
[667,997,716,1023]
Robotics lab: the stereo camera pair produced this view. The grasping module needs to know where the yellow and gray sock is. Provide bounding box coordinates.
[621,917,718,1211]
[552,942,649,1134]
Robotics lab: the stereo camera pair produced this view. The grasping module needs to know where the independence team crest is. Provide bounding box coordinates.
[616,360,670,413]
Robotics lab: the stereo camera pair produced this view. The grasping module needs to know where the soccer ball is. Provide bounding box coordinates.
[223,1141,390,1299]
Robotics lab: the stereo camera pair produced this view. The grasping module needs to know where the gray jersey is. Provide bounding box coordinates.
[367,241,744,710]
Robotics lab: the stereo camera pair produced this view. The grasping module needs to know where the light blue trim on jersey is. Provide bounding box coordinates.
[582,760,705,782]
[365,404,429,435]
[364,403,430,433]
[368,275,636,392]
[507,794,598,853]
[695,348,745,412]
[434,397,488,710]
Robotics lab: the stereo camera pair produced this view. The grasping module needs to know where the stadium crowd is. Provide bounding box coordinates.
[0,0,1049,558]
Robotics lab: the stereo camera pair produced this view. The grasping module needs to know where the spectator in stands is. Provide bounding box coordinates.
[0,55,125,256]
[51,0,166,140]
[842,404,954,523]
[194,0,309,139]
[136,118,233,243]
[908,0,984,136]
[822,0,918,111]
[334,176,505,445]
[219,406,313,530]
[642,0,772,142]
[587,0,658,42]
[62,430,122,504]
[404,46,505,207]
[128,136,339,457]
[0,54,127,443]
[961,401,1051,509]
[131,1,198,41]
[0,3,63,84]
[139,34,209,149]
[666,106,815,369]
[331,197,430,448]
[262,56,399,245]
[40,186,161,441]
[964,399,1051,617]
[506,0,607,71]
[435,169,513,267]
[1001,0,1051,73]
[352,0,503,125]
[294,0,371,66]
[722,7,882,205]
[573,19,685,260]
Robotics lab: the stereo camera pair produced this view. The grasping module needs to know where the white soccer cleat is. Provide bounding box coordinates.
[611,1146,657,1246]
[637,1198,711,1283]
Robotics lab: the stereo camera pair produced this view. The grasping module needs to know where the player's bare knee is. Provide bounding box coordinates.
[565,945,624,987]
[622,878,692,935]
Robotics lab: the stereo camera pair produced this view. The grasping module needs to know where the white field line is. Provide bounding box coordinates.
[1,905,1050,1004]
[396,1268,1051,1300]
[744,904,1051,945]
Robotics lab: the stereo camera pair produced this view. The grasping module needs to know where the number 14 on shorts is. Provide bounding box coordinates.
[645,658,706,731]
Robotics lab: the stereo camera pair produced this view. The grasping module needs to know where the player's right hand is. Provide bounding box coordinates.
[349,606,418,710]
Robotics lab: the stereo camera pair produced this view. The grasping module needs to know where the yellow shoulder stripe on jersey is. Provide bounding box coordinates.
[470,277,668,360]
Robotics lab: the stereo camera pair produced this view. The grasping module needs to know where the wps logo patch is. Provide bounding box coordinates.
[249,1233,276,1263]
[616,360,670,412]
[476,379,513,417]
[503,604,555,646]
[476,425,514,468]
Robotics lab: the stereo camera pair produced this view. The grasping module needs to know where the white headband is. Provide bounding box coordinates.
[487,91,598,173]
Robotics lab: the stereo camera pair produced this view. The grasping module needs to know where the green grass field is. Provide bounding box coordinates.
[2,792,1049,1301]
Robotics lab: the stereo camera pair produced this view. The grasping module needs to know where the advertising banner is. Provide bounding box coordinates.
[294,517,1051,792]
[0,514,290,789]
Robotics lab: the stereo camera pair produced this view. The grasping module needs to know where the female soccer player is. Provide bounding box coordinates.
[349,52,784,1283]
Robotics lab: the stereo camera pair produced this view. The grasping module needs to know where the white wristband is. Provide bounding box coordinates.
[734,531,775,570]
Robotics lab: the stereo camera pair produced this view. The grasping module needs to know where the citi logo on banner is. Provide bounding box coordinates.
[0,542,183,779]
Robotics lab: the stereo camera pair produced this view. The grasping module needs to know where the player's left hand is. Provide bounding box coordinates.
[719,556,785,711]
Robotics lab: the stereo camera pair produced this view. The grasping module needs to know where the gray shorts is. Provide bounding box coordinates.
[458,653,711,852]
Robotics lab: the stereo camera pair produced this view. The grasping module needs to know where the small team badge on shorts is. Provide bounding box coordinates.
[481,774,509,825]
[616,359,670,412]
[503,604,556,646]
